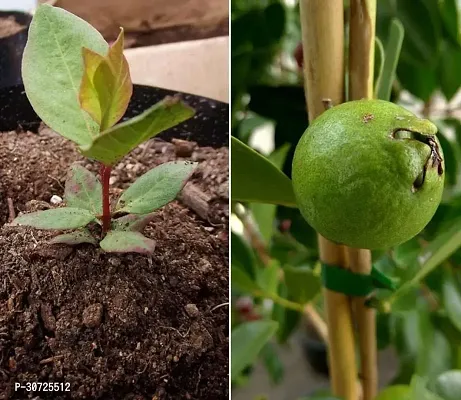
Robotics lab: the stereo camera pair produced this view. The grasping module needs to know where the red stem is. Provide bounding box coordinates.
[100,164,112,234]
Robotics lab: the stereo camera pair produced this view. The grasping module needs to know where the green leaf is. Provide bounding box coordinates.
[12,208,96,230]
[116,161,197,214]
[433,370,461,400]
[284,266,321,304]
[374,37,385,96]
[80,28,133,130]
[257,260,280,296]
[231,232,257,280]
[260,343,284,384]
[375,385,412,400]
[111,213,156,232]
[81,97,195,165]
[438,0,461,46]
[64,164,102,215]
[395,0,441,68]
[231,320,278,379]
[232,265,260,294]
[376,18,404,101]
[389,217,461,305]
[272,283,301,343]
[411,375,445,400]
[49,229,97,245]
[231,136,296,207]
[438,41,461,101]
[397,60,437,102]
[249,144,291,243]
[416,328,452,380]
[99,231,155,254]
[22,4,108,146]
[443,271,461,333]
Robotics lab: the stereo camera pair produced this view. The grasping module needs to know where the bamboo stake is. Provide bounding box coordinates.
[300,2,358,399]
[347,1,377,399]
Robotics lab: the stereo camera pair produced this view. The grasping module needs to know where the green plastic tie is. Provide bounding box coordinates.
[321,263,397,297]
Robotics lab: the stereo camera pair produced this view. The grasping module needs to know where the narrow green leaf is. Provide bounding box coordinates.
[100,231,155,254]
[81,97,195,165]
[260,343,284,384]
[284,266,321,304]
[395,0,441,68]
[79,48,105,126]
[80,28,133,130]
[374,37,385,97]
[231,232,257,280]
[389,217,461,305]
[12,208,96,230]
[231,136,296,207]
[438,0,461,46]
[49,229,97,245]
[443,272,461,333]
[433,370,461,400]
[438,41,461,102]
[111,213,156,232]
[376,18,404,101]
[116,161,197,214]
[231,320,278,379]
[250,144,291,243]
[22,4,108,146]
[64,164,102,215]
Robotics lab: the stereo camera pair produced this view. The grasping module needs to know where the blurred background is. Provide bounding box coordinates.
[231,0,461,399]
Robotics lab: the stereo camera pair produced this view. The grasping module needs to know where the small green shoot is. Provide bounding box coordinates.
[13,4,197,254]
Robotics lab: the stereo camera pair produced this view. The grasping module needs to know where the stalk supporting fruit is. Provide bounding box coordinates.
[300,1,359,400]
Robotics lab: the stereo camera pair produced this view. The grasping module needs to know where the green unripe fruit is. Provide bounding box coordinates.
[292,100,444,250]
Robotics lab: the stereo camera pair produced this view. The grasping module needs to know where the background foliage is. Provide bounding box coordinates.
[231,0,461,399]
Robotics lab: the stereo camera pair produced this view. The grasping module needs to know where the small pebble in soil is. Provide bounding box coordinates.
[50,195,62,205]
[82,303,104,328]
[185,303,199,318]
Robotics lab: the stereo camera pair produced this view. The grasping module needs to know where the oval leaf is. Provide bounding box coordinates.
[111,213,156,232]
[81,97,195,165]
[13,208,96,230]
[231,136,296,207]
[99,231,155,254]
[442,272,461,333]
[22,4,108,146]
[49,229,97,245]
[231,320,278,379]
[64,164,102,215]
[284,266,321,304]
[115,161,197,214]
[433,370,461,400]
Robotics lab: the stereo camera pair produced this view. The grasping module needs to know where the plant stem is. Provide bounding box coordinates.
[348,1,377,399]
[300,2,358,399]
[100,164,112,234]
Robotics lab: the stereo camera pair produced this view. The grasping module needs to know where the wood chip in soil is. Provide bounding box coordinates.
[0,129,229,399]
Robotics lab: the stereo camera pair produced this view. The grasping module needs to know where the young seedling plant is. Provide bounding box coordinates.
[12,5,197,254]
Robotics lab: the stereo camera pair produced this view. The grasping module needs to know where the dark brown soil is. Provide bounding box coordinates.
[0,17,25,38]
[0,130,229,399]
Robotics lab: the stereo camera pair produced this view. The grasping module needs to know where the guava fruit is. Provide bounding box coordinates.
[292,99,444,250]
